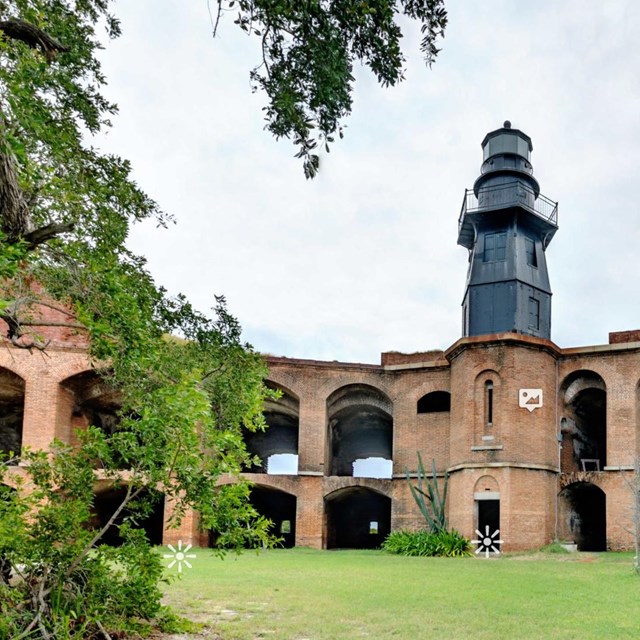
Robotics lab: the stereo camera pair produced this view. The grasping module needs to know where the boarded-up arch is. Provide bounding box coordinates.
[473,475,499,494]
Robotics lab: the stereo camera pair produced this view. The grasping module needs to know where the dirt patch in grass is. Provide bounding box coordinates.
[152,629,221,640]
[505,551,601,562]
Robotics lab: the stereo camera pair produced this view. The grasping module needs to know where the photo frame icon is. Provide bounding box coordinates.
[519,389,543,412]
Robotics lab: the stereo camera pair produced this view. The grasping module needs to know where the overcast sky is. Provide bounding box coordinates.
[97,1,640,364]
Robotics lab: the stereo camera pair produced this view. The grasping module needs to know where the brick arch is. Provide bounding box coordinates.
[410,379,451,404]
[0,364,25,388]
[473,475,499,494]
[318,374,395,409]
[326,383,393,416]
[474,368,501,385]
[234,474,301,498]
[263,370,305,403]
[324,482,392,501]
[561,369,606,405]
[263,379,299,417]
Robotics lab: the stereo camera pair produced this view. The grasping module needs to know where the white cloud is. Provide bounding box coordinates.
[96,1,640,362]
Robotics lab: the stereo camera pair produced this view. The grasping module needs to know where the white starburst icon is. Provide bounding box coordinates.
[164,540,196,572]
[471,526,504,558]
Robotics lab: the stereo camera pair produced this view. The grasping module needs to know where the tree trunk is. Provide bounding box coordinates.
[0,147,31,240]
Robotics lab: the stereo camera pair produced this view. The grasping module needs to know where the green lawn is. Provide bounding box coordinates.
[161,548,640,639]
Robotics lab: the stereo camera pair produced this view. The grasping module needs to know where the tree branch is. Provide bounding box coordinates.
[23,221,74,249]
[0,19,69,62]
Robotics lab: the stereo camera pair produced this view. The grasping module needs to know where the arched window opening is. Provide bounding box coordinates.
[485,381,494,427]
[327,385,393,478]
[243,383,299,475]
[417,391,451,414]
[0,368,25,463]
[91,486,165,547]
[560,371,607,472]
[325,487,391,549]
[558,482,606,551]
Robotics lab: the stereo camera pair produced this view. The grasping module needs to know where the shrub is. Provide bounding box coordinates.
[540,541,571,554]
[382,529,471,557]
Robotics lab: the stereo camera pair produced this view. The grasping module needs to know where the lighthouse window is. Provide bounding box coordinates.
[528,297,540,330]
[484,233,506,262]
[525,237,537,267]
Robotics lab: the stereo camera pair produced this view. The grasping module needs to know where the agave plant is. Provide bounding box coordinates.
[406,453,448,534]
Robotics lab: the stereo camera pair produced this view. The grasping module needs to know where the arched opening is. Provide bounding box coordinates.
[558,482,606,551]
[244,383,299,475]
[61,371,142,468]
[62,370,122,436]
[560,371,607,472]
[474,476,500,539]
[252,486,297,548]
[0,368,25,463]
[91,486,165,547]
[325,487,391,549]
[327,385,393,478]
[417,391,451,414]
[208,485,297,549]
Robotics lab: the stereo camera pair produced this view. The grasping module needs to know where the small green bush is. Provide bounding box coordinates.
[382,529,471,557]
[540,541,571,554]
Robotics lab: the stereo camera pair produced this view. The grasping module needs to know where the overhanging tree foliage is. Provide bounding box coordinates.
[212,0,447,177]
[0,2,275,637]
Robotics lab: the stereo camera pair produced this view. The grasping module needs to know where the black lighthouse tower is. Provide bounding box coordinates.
[458,121,558,339]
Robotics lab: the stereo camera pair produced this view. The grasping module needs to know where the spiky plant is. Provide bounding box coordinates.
[406,453,448,534]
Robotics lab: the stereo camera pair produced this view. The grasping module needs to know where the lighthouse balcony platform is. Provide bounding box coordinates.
[458,180,558,249]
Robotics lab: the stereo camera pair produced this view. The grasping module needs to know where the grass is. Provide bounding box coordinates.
[161,548,640,639]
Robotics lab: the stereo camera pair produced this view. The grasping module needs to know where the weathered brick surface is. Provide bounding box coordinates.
[609,330,640,344]
[2,327,639,551]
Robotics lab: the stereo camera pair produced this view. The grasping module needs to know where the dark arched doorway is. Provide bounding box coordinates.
[0,367,25,462]
[92,486,165,546]
[325,487,391,549]
[249,486,297,548]
[558,482,606,551]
